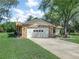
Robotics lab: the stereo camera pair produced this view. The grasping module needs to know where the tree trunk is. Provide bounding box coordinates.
[64,26,68,37]
[64,19,68,38]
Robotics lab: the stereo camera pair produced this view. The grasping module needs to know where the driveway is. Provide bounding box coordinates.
[30,38,79,59]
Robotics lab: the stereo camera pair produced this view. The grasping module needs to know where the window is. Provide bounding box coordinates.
[33,30,38,32]
[39,30,41,32]
[33,30,43,32]
[39,30,43,32]
[41,30,43,32]
[33,30,36,32]
[36,30,38,32]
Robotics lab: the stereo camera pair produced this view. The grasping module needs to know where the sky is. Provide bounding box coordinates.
[10,0,44,22]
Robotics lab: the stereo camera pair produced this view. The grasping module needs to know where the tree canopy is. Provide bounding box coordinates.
[39,0,79,37]
[1,22,16,32]
[0,0,18,22]
[0,0,18,7]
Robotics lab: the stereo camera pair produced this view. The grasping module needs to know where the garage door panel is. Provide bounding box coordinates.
[27,28,49,38]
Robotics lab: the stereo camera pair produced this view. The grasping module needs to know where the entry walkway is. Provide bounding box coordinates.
[30,38,79,59]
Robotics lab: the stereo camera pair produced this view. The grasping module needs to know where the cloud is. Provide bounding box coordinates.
[13,8,24,15]
[10,17,17,22]
[28,9,44,17]
[11,8,44,22]
[10,14,28,22]
[10,0,44,22]
[11,8,27,22]
[1,16,8,19]
[26,0,39,8]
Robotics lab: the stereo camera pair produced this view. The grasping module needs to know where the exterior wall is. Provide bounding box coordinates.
[49,26,53,37]
[21,26,27,38]
[55,28,61,35]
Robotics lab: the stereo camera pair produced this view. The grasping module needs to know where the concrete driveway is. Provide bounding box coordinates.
[30,38,79,59]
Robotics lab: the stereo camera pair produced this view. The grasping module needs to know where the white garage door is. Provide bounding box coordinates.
[27,28,49,38]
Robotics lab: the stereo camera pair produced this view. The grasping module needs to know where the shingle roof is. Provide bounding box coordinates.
[23,19,55,27]
[16,19,63,28]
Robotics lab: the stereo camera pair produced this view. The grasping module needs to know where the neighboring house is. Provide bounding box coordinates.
[16,19,62,38]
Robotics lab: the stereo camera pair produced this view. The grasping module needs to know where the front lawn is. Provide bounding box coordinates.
[67,35,79,44]
[0,33,59,59]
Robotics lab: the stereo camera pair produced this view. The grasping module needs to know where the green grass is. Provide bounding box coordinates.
[68,35,79,44]
[0,33,59,59]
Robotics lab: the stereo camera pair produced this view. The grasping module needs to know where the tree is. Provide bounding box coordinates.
[2,22,16,32]
[27,15,39,21]
[27,15,34,21]
[0,0,18,22]
[74,21,79,32]
[44,11,61,25]
[39,0,79,37]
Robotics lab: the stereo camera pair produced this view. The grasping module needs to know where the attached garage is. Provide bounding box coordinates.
[27,28,49,38]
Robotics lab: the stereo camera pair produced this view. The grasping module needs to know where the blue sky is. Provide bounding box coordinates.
[11,0,44,22]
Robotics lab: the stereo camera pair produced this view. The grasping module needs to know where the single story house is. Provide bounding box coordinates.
[16,19,62,38]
